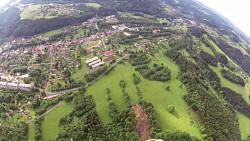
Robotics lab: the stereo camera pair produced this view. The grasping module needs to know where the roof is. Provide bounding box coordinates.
[92,61,105,68]
[86,56,99,64]
[103,56,115,62]
[88,59,101,67]
[104,50,113,56]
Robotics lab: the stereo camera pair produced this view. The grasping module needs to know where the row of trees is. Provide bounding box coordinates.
[84,66,108,82]
[220,87,250,117]
[129,51,151,66]
[135,64,171,82]
[220,69,245,86]
[166,49,241,141]
[105,88,119,119]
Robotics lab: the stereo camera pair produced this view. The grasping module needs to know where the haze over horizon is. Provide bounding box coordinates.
[0,0,250,37]
[197,0,250,37]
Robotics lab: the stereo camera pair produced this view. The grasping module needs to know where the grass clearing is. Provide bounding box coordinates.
[41,101,74,140]
[27,122,35,141]
[85,3,102,9]
[238,112,250,140]
[43,29,62,37]
[201,43,215,56]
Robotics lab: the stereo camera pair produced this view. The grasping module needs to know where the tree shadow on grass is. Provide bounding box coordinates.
[171,111,180,119]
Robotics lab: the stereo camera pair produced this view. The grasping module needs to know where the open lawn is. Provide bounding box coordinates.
[238,112,250,140]
[70,56,89,83]
[201,43,215,56]
[43,29,62,37]
[27,122,35,141]
[85,52,202,139]
[85,3,102,9]
[20,4,41,19]
[41,101,74,140]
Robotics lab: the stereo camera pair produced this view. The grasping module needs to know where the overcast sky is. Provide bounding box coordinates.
[197,0,250,36]
[0,0,11,7]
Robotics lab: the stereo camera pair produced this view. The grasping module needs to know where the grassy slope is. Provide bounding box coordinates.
[43,29,62,37]
[201,43,215,56]
[27,123,35,141]
[238,112,250,140]
[85,52,202,138]
[41,101,74,140]
[85,3,102,9]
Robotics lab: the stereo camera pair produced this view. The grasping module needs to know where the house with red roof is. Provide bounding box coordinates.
[104,50,113,56]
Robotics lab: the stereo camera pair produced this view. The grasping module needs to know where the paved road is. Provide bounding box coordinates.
[26,101,64,124]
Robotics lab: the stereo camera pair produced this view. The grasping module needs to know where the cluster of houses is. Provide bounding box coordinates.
[0,81,34,91]
[172,17,197,27]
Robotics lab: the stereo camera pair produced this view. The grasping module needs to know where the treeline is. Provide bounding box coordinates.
[84,66,108,82]
[166,49,241,141]
[33,117,43,140]
[11,14,94,37]
[200,51,218,67]
[215,37,250,75]
[220,87,250,117]
[139,100,161,136]
[135,64,171,82]
[220,69,245,86]
[0,122,28,141]
[129,51,151,66]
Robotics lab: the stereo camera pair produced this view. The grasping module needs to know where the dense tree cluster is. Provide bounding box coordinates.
[156,130,196,141]
[220,69,245,86]
[85,66,108,82]
[135,64,171,82]
[34,117,43,140]
[132,73,141,85]
[200,51,218,67]
[73,95,95,117]
[0,122,28,141]
[139,100,161,137]
[129,51,151,66]
[166,49,241,141]
[220,87,250,117]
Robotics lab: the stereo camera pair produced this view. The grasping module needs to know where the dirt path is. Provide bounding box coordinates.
[133,104,151,141]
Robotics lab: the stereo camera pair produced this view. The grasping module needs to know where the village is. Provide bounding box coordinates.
[0,12,201,94]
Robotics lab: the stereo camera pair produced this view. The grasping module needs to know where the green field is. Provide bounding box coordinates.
[85,52,202,138]
[41,101,74,140]
[238,112,250,140]
[27,122,35,141]
[43,29,62,37]
[85,3,102,9]
[201,43,215,56]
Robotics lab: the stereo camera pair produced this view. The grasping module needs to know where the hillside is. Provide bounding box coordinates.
[0,0,250,141]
